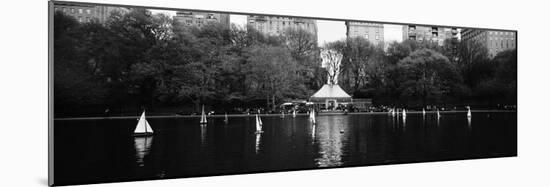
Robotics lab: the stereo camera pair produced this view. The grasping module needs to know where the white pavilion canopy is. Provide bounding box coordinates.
[310,84,352,102]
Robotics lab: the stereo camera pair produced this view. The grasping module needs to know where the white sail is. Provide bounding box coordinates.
[467,108,472,118]
[293,110,296,118]
[224,113,228,123]
[402,109,406,117]
[437,109,441,118]
[422,108,426,115]
[145,120,153,133]
[200,105,207,124]
[134,111,153,134]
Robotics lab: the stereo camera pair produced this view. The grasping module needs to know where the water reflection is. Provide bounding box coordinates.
[311,124,316,143]
[402,115,407,131]
[315,116,347,167]
[134,136,153,167]
[467,116,472,130]
[255,133,262,154]
[200,124,207,147]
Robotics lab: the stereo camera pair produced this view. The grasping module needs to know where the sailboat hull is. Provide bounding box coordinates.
[133,132,154,137]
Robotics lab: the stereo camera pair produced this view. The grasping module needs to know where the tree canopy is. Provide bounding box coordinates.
[54,9,517,117]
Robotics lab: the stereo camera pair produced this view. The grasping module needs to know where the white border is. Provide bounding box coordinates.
[2,0,550,187]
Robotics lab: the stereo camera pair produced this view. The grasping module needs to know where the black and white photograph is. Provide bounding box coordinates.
[48,1,519,186]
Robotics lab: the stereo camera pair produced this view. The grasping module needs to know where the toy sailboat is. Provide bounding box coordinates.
[134,111,154,136]
[309,109,316,123]
[224,113,229,124]
[200,105,207,124]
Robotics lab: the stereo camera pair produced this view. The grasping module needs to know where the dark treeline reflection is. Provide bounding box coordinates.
[54,9,516,117]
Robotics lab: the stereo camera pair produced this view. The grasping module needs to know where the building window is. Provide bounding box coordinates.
[71,8,75,14]
[78,16,82,22]
[86,9,91,14]
[376,35,379,40]
[78,8,82,14]
[365,34,369,39]
[86,17,90,22]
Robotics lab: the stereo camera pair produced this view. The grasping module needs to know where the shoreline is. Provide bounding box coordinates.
[54,110,516,121]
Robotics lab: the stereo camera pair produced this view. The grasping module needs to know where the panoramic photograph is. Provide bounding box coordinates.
[51,1,517,186]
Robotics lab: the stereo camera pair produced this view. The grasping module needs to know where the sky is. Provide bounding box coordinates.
[150,10,403,47]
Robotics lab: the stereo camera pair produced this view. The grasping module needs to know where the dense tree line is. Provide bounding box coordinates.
[54,9,516,117]
[324,37,516,108]
[54,9,323,116]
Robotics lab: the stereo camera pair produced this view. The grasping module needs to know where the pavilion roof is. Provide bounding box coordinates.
[310,84,351,99]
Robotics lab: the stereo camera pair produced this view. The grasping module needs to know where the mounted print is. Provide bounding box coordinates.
[48,1,517,186]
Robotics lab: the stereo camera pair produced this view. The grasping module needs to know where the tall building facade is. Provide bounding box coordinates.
[247,15,318,37]
[53,3,128,23]
[173,11,230,29]
[461,29,516,58]
[403,25,459,46]
[345,22,384,45]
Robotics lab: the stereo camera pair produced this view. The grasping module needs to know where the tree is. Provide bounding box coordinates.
[53,12,110,116]
[244,44,306,111]
[173,22,233,112]
[280,28,320,91]
[321,41,345,85]
[396,49,461,105]
[473,49,517,105]
[386,40,441,65]
[339,37,383,93]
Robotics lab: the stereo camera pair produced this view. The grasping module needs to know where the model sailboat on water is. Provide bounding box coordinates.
[224,112,229,124]
[200,105,207,125]
[134,111,154,136]
[309,109,316,123]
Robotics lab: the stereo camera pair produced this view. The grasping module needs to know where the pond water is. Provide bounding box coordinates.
[54,112,516,185]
